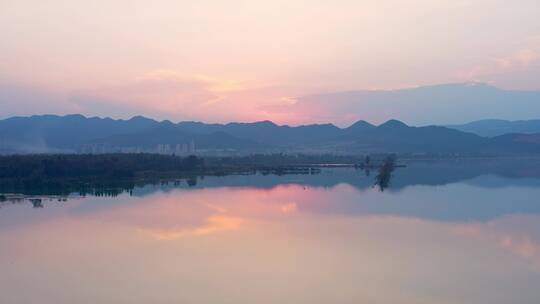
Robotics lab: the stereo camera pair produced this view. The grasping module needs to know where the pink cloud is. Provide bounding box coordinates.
[457,38,540,85]
[65,72,311,124]
[454,215,540,269]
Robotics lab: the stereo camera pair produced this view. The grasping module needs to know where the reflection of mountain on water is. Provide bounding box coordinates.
[392,158,540,188]
[3,159,540,198]
[3,159,540,223]
[131,158,540,196]
[125,159,540,223]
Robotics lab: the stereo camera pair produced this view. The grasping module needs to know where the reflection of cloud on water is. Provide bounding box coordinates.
[280,202,297,214]
[139,215,243,240]
[454,215,540,269]
[58,186,313,241]
[97,187,314,240]
[204,203,228,213]
[498,237,539,263]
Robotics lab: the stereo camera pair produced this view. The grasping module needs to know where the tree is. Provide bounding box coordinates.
[374,155,396,191]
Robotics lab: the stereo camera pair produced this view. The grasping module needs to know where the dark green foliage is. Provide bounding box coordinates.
[29,198,43,208]
[0,153,364,195]
[0,153,205,179]
[0,153,206,195]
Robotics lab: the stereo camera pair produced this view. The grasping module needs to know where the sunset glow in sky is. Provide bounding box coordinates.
[1,0,540,124]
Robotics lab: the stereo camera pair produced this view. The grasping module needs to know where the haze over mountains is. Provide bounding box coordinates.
[3,83,540,127]
[2,114,540,155]
[286,83,540,126]
[447,119,540,137]
[2,83,540,155]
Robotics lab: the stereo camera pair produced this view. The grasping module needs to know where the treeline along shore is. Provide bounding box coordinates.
[0,153,394,195]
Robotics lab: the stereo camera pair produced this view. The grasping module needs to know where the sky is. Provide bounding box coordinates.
[1,0,540,125]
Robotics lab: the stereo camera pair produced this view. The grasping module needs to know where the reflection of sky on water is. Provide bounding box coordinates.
[1,162,540,303]
[60,171,540,223]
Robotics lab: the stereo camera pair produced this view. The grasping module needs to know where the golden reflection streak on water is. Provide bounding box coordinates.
[2,183,540,303]
[131,186,303,240]
[82,185,315,237]
[138,215,244,240]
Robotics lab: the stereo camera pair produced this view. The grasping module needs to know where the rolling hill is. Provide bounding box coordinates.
[446,119,540,137]
[1,114,540,155]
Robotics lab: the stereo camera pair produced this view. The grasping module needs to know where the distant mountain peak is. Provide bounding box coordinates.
[253,120,278,127]
[64,114,86,119]
[129,115,149,120]
[378,119,408,128]
[347,120,375,130]
[160,120,175,126]
[446,118,540,137]
[128,115,156,123]
[2,114,540,154]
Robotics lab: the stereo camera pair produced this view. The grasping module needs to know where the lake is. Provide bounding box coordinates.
[1,159,540,303]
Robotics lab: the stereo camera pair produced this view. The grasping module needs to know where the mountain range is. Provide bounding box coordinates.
[446,119,540,137]
[2,114,540,155]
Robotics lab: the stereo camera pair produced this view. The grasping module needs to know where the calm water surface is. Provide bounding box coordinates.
[1,160,540,303]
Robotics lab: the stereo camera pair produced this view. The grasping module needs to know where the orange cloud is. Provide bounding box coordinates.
[66,71,311,124]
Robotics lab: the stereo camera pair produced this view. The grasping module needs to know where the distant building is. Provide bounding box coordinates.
[156,141,196,155]
[80,143,109,154]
